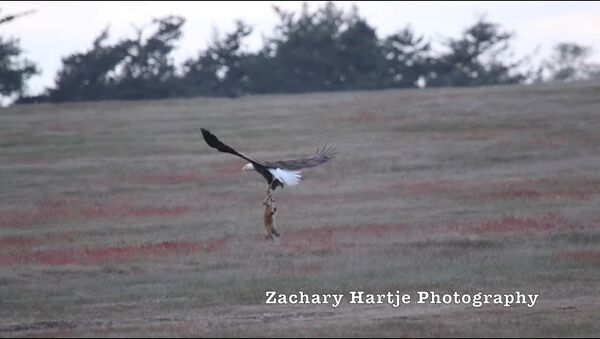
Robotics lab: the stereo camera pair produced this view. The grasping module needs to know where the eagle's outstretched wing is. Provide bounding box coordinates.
[266,145,338,170]
[201,128,265,166]
[202,128,336,188]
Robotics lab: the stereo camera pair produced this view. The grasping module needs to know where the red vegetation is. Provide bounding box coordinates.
[213,160,244,177]
[198,237,230,253]
[389,178,599,201]
[554,250,600,263]
[204,192,259,206]
[79,204,192,218]
[0,235,39,247]
[132,171,207,185]
[1,198,193,228]
[44,121,84,133]
[0,241,200,266]
[281,227,337,252]
[1,199,70,227]
[525,135,570,146]
[287,190,389,206]
[523,132,600,147]
[463,129,499,141]
[483,189,591,200]
[430,129,499,141]
[172,322,193,336]
[128,161,241,186]
[280,223,407,252]
[12,155,50,165]
[0,232,75,248]
[282,262,323,273]
[467,214,566,234]
[342,111,393,124]
[391,180,458,194]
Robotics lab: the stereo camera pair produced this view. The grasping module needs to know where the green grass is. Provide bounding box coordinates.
[1,81,600,337]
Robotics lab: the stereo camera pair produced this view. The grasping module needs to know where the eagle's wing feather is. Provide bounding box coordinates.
[201,128,266,167]
[266,145,337,170]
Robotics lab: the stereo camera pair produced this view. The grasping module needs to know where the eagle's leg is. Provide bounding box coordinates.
[262,187,272,205]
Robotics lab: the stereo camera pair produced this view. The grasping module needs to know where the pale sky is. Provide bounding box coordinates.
[3,1,600,95]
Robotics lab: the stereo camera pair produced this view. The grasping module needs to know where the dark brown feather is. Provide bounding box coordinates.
[265,145,337,170]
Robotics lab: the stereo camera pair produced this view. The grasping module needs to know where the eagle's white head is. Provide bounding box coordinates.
[242,163,254,171]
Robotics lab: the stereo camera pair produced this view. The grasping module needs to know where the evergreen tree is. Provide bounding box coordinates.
[183,21,252,97]
[539,43,599,82]
[0,9,38,100]
[429,18,525,87]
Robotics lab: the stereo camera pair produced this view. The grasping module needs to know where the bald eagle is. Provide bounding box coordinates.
[201,128,337,191]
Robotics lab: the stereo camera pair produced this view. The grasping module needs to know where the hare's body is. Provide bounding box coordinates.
[263,189,279,240]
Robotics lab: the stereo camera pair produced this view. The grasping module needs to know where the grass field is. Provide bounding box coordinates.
[1,81,600,337]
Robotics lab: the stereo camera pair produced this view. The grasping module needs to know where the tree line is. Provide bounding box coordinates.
[2,3,600,105]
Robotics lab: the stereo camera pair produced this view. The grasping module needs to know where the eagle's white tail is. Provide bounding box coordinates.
[268,168,302,186]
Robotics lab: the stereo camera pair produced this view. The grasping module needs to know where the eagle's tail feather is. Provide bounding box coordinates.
[269,168,302,186]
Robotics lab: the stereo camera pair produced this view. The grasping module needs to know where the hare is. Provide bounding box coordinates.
[262,189,280,240]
